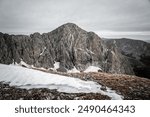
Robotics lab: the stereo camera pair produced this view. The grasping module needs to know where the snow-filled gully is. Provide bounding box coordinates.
[0,64,123,100]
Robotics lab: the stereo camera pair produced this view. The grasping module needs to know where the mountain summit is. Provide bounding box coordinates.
[0,23,149,78]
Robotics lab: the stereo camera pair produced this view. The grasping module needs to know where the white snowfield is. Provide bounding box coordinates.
[0,64,123,100]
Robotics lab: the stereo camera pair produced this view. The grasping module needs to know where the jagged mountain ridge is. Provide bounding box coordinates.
[0,23,149,77]
[0,23,107,71]
[104,38,150,78]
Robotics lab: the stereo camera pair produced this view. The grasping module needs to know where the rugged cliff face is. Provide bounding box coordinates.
[44,23,106,71]
[0,23,143,76]
[105,39,150,78]
[104,40,134,75]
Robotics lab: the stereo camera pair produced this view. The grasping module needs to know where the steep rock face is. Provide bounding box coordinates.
[0,32,54,68]
[104,40,134,75]
[0,23,134,75]
[46,23,106,71]
[105,39,150,78]
[106,39,150,60]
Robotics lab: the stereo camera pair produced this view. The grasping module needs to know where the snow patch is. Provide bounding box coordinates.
[0,64,100,94]
[68,66,80,73]
[84,66,102,73]
[40,47,46,56]
[111,50,115,55]
[10,60,61,72]
[0,64,123,100]
[101,88,123,100]
[52,62,60,70]
[86,49,95,54]
[20,60,30,68]
[10,59,31,68]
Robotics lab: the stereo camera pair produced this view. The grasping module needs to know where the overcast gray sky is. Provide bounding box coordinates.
[0,0,150,40]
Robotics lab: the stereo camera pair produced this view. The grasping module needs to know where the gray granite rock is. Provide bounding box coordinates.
[0,23,149,77]
[104,39,150,78]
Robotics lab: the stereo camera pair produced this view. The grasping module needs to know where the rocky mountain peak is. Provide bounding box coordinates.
[0,23,149,78]
[61,22,79,28]
[50,23,86,37]
[60,23,82,30]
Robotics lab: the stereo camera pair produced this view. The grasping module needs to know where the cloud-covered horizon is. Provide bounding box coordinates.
[0,0,150,40]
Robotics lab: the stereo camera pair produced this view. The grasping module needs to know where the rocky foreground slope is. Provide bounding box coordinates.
[0,70,149,100]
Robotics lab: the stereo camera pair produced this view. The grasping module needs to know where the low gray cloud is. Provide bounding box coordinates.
[0,0,150,40]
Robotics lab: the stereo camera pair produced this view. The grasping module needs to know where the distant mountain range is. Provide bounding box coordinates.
[0,23,150,78]
[144,40,150,43]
